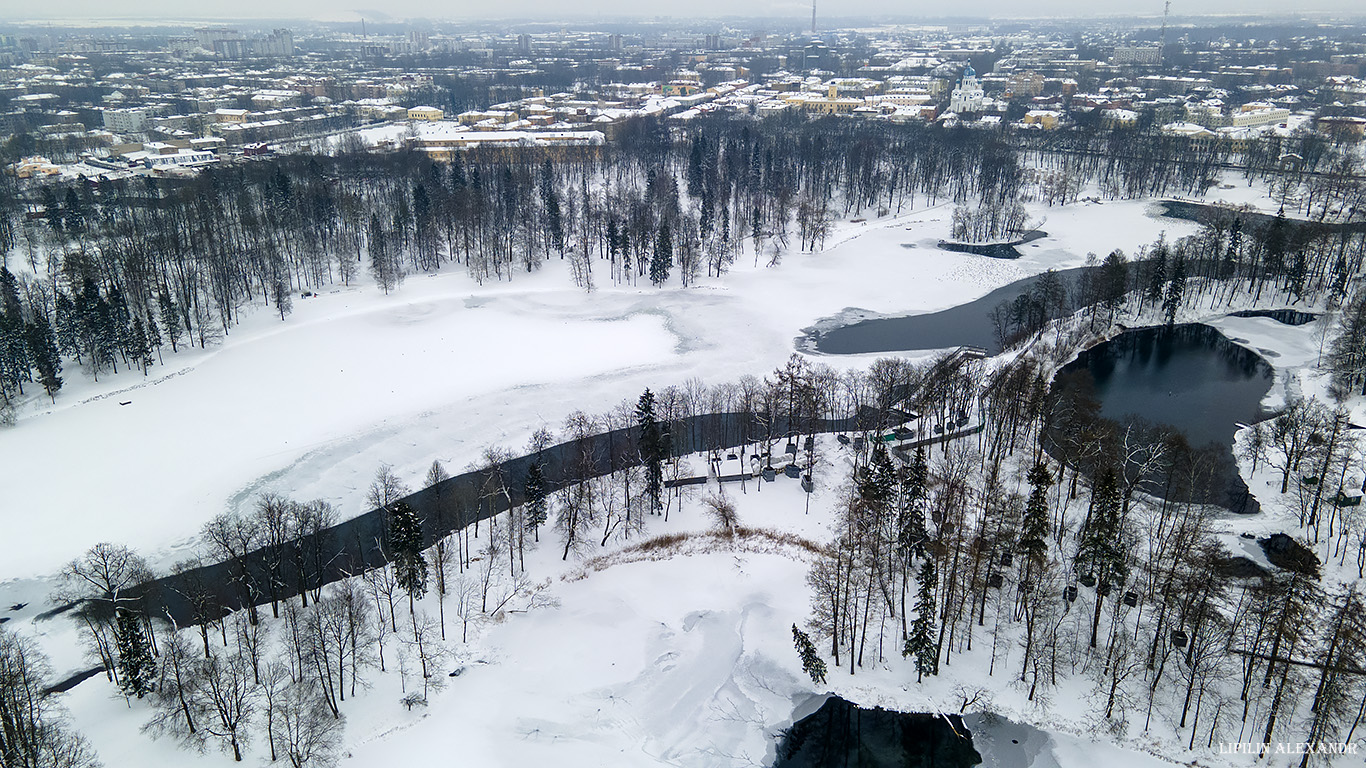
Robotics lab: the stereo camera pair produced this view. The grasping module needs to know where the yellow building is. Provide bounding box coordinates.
[785,93,863,115]
[662,80,701,97]
[213,108,251,124]
[407,106,444,121]
[1023,110,1061,129]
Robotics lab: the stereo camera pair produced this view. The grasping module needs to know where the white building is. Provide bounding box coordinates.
[1231,103,1290,128]
[102,107,149,133]
[949,64,984,114]
[143,150,218,168]
[1112,45,1161,65]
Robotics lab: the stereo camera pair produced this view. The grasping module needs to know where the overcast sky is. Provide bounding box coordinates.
[3,0,1364,23]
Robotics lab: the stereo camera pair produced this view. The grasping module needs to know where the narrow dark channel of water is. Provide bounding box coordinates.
[1158,199,1366,234]
[805,266,1096,355]
[1227,308,1317,326]
[775,696,981,768]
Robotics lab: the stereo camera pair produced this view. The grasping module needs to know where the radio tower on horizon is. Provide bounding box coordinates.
[1160,1,1170,66]
[812,0,817,34]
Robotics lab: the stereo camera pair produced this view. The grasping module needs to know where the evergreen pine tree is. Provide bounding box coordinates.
[54,291,80,360]
[687,139,705,197]
[157,292,182,354]
[540,159,564,256]
[0,310,26,401]
[24,318,61,400]
[91,294,119,378]
[1144,240,1167,312]
[128,316,151,375]
[1264,208,1290,278]
[650,221,672,286]
[792,624,827,685]
[0,266,20,320]
[369,214,403,294]
[144,311,163,365]
[524,459,548,542]
[860,445,898,516]
[105,285,133,361]
[115,608,156,699]
[389,501,428,604]
[636,388,664,514]
[270,259,293,321]
[897,445,929,559]
[1075,466,1128,648]
[903,557,938,682]
[1017,461,1053,571]
[0,268,27,401]
[1075,467,1123,582]
[1162,252,1186,327]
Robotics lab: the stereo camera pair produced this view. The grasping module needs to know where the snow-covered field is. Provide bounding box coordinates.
[12,184,1304,768]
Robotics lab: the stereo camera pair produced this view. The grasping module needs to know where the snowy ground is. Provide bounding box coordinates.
[1,185,1249,767]
[1219,312,1366,584]
[42,464,1189,768]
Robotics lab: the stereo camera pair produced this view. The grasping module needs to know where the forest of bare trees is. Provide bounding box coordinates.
[3,110,1364,422]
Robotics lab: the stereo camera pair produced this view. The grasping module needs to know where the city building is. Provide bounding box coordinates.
[1112,45,1161,65]
[949,64,984,113]
[407,106,445,121]
[103,107,150,133]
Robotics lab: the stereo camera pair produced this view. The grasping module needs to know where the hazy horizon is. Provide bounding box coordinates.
[3,1,1365,25]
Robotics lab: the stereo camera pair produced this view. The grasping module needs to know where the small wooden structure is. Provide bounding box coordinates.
[713,453,753,484]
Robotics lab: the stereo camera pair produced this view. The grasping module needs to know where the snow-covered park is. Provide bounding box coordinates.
[12,176,1358,768]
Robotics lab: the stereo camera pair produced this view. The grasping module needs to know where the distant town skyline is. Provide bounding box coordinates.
[4,0,1366,24]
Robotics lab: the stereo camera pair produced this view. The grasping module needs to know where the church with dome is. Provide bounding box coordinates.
[949,63,985,113]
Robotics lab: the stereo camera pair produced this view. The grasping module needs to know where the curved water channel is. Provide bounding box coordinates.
[807,199,1342,357]
[804,265,1096,355]
[774,696,981,768]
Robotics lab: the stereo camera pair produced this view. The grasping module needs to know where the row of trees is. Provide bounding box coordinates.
[4,109,1362,422]
[809,404,1366,762]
